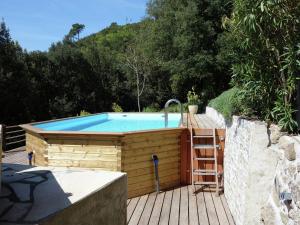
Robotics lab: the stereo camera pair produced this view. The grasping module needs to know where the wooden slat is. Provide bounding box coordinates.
[197,191,209,225]
[148,192,165,225]
[138,193,157,225]
[204,191,220,225]
[179,186,188,225]
[169,187,180,225]
[188,185,199,225]
[211,190,230,225]
[127,197,140,223]
[129,195,149,225]
[220,195,235,225]
[159,189,173,225]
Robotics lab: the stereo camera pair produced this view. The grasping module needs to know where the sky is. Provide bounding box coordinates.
[0,0,148,51]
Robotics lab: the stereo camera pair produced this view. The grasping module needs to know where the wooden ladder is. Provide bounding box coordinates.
[191,128,220,196]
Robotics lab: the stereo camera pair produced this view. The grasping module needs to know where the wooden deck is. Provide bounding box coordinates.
[127,186,235,225]
[183,113,222,129]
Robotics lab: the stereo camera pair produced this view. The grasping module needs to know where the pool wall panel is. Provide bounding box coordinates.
[24,127,184,198]
[122,129,182,198]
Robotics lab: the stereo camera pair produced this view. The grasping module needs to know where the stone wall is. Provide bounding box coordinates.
[206,107,300,225]
[261,136,300,225]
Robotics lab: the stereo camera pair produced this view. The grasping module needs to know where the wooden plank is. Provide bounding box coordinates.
[211,191,230,225]
[123,139,180,150]
[123,157,180,171]
[169,187,180,225]
[180,129,189,185]
[196,192,209,225]
[124,150,180,164]
[159,189,173,225]
[179,186,189,225]
[220,195,235,225]
[128,175,180,193]
[128,168,180,185]
[126,163,179,178]
[148,192,165,225]
[203,191,220,225]
[129,194,149,225]
[138,192,157,225]
[123,144,179,157]
[127,197,140,223]
[188,185,199,225]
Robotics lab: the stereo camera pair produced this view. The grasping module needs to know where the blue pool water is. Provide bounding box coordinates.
[34,113,181,132]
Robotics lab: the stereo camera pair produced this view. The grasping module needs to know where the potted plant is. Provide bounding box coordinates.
[187,87,200,114]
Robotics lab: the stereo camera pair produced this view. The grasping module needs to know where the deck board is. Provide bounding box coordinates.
[128,195,149,225]
[148,192,165,225]
[179,186,189,225]
[169,187,181,225]
[138,193,157,225]
[159,189,173,225]
[128,185,234,225]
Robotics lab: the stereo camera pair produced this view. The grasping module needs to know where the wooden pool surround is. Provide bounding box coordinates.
[21,113,225,198]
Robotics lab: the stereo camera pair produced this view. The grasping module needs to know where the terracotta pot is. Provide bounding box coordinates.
[188,105,198,114]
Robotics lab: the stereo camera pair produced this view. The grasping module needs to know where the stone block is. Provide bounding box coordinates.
[269,124,282,144]
[279,136,296,161]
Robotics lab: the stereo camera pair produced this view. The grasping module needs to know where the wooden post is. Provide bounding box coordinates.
[180,129,191,185]
[0,124,5,153]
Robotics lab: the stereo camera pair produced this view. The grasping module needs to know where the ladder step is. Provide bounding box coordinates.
[193,170,216,176]
[194,157,216,161]
[194,181,217,185]
[194,169,216,173]
[193,135,214,138]
[193,144,219,149]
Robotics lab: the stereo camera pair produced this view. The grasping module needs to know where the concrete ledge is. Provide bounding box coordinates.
[0,164,127,225]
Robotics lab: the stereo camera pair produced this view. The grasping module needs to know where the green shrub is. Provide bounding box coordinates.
[78,110,91,116]
[112,103,123,112]
[164,103,188,113]
[224,0,300,132]
[208,87,242,120]
[143,103,160,112]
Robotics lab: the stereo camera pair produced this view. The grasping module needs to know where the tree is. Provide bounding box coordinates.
[65,23,85,42]
[225,0,300,132]
[124,44,150,112]
[0,21,32,124]
[145,0,233,106]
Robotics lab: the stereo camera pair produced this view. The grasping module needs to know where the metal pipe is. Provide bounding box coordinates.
[164,99,183,127]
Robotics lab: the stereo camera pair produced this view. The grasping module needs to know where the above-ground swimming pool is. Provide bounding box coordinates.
[21,112,185,198]
[33,113,182,132]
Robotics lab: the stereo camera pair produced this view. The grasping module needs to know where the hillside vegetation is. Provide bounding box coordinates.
[0,0,232,124]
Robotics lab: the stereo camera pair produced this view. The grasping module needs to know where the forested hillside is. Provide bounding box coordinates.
[0,0,232,125]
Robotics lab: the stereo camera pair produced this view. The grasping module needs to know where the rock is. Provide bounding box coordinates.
[269,124,282,144]
[288,208,300,222]
[279,136,296,161]
[291,175,300,205]
[261,197,285,225]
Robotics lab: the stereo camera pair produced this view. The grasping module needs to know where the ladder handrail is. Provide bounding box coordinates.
[164,99,183,128]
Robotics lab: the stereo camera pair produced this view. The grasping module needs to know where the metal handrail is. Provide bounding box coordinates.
[164,99,183,128]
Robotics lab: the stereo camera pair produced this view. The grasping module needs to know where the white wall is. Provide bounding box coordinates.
[206,107,300,225]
